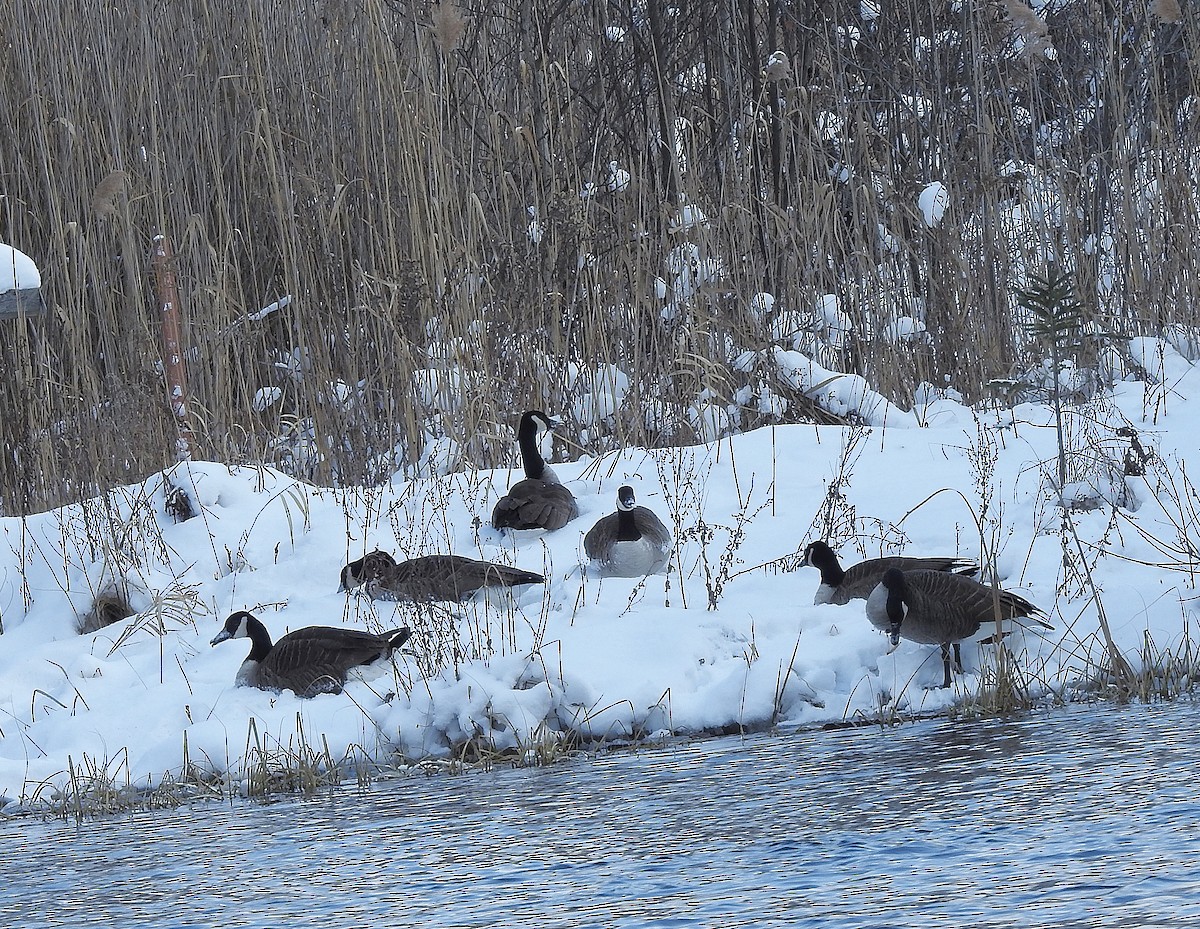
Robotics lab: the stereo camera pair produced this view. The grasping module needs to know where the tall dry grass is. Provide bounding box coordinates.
[0,0,1196,513]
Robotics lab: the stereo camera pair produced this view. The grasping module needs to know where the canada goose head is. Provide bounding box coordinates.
[339,550,397,592]
[210,610,274,683]
[615,484,638,511]
[800,541,844,582]
[339,558,362,592]
[517,410,560,482]
[210,610,257,647]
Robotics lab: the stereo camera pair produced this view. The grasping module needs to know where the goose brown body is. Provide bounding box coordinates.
[801,540,978,606]
[340,551,545,602]
[584,485,672,577]
[210,611,411,698]
[865,568,1051,687]
[491,411,580,531]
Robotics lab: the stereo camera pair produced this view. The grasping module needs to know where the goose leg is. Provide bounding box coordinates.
[951,642,963,674]
[939,643,953,689]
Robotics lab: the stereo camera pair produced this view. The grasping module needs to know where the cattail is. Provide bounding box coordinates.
[1153,0,1182,23]
[431,1,467,55]
[90,169,127,217]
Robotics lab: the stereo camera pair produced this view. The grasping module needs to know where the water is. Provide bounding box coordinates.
[4,700,1200,928]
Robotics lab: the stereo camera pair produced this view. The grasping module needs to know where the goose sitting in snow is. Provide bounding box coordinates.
[800,540,977,606]
[865,567,1051,688]
[584,485,672,577]
[491,410,579,531]
[339,550,545,602]
[210,611,411,698]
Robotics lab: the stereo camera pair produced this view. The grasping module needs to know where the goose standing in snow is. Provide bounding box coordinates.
[210,610,411,697]
[865,567,1051,688]
[339,550,545,602]
[584,484,673,577]
[491,410,579,531]
[800,540,977,606]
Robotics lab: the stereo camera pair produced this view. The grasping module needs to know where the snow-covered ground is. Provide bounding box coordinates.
[0,243,40,292]
[0,340,1196,809]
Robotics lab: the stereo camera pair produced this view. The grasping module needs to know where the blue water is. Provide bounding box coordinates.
[4,700,1200,928]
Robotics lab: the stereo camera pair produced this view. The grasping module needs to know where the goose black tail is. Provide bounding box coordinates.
[504,568,546,587]
[385,627,413,650]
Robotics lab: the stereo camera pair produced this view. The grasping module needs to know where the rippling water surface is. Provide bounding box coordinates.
[5,700,1200,928]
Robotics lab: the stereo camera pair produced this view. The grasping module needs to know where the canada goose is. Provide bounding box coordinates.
[865,567,1051,688]
[491,410,580,531]
[210,610,411,698]
[800,540,978,606]
[339,550,545,602]
[584,485,673,577]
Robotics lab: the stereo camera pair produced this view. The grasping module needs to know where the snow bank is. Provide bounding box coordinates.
[0,355,1197,808]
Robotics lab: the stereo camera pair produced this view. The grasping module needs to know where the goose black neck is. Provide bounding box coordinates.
[815,549,844,585]
[518,417,548,479]
[616,507,641,542]
[244,615,275,661]
[885,584,905,644]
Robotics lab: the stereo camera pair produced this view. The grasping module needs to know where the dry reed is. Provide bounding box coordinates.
[0,0,1196,514]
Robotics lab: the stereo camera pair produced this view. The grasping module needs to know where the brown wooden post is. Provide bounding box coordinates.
[150,234,195,461]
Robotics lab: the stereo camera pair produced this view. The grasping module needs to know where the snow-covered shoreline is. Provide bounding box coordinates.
[1,347,1196,810]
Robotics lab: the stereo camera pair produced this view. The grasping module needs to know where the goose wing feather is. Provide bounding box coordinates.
[837,555,977,604]
[387,555,545,601]
[344,552,544,602]
[584,508,673,576]
[492,479,579,531]
[584,508,672,556]
[259,627,408,697]
[897,571,991,644]
[895,570,1047,645]
[633,507,673,550]
[255,659,346,698]
[582,513,618,561]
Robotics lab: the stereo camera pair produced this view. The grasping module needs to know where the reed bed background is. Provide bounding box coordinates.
[0,0,1195,514]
